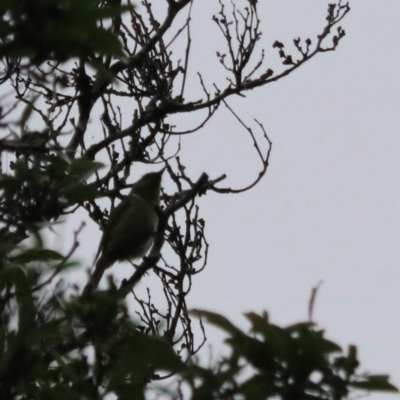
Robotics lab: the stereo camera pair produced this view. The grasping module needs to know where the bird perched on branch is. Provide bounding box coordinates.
[83,168,165,297]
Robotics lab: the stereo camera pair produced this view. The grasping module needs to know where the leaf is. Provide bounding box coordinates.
[245,312,292,359]
[12,249,64,263]
[0,266,35,332]
[120,333,185,372]
[68,158,104,181]
[190,309,245,336]
[352,375,399,392]
[240,374,274,400]
[31,231,44,248]
[236,336,277,372]
[61,183,101,201]
[0,241,17,256]
[20,95,39,127]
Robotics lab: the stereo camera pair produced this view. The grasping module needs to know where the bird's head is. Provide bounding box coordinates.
[129,168,165,205]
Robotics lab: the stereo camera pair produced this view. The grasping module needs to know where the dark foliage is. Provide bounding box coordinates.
[0,0,396,398]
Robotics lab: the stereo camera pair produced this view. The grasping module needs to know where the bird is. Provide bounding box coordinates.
[83,169,164,296]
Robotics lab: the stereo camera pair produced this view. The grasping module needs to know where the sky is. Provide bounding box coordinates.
[58,1,400,398]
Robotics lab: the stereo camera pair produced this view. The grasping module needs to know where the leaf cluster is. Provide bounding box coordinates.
[0,0,131,63]
[189,310,398,399]
[0,246,185,400]
[0,255,396,400]
[0,154,102,243]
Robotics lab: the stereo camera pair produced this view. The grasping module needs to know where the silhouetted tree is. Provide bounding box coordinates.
[0,1,396,399]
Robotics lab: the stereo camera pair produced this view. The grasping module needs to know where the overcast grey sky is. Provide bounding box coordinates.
[62,1,400,397]
[181,1,400,397]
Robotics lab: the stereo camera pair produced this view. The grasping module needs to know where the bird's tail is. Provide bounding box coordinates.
[82,255,113,298]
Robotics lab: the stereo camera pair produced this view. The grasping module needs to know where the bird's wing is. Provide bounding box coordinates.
[93,196,134,263]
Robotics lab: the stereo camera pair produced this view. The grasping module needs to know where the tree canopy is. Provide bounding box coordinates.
[0,0,397,399]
